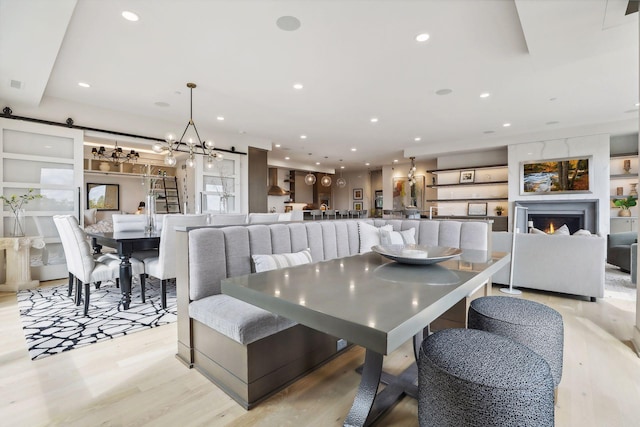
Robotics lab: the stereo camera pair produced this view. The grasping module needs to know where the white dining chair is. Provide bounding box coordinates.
[112,213,159,260]
[53,215,147,316]
[112,214,147,232]
[143,214,208,308]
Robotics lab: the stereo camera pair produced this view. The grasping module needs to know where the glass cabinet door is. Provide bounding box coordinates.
[0,120,84,281]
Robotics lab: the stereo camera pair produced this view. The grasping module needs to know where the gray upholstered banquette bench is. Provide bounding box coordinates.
[175,219,492,409]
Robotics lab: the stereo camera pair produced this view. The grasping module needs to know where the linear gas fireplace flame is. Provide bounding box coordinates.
[516,200,598,234]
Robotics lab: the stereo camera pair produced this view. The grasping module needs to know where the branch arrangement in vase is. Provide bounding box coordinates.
[0,188,43,237]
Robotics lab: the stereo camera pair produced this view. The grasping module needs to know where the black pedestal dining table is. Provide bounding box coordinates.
[86,231,160,310]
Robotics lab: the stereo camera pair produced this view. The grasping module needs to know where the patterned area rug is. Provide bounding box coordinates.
[17,279,176,360]
[604,264,637,301]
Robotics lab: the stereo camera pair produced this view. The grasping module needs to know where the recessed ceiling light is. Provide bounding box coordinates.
[393,159,398,163]
[44,145,52,149]
[365,162,370,166]
[276,16,301,31]
[293,83,304,90]
[275,144,281,147]
[480,92,490,98]
[121,11,139,21]
[78,82,90,88]
[414,137,421,142]
[216,116,224,121]
[351,148,357,152]
[284,156,290,160]
[636,103,639,107]
[340,166,345,169]
[502,123,511,127]
[370,117,379,123]
[435,88,453,96]
[154,101,169,107]
[415,33,430,42]
[316,162,320,165]
[300,135,307,139]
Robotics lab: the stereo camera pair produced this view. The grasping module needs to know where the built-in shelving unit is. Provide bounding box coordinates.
[426,164,508,223]
[609,152,638,226]
[284,171,295,203]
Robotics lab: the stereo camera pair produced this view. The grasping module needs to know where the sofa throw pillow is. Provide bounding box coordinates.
[554,224,570,235]
[252,249,313,273]
[530,227,547,235]
[84,208,97,226]
[358,222,393,254]
[380,228,416,246]
[573,229,592,236]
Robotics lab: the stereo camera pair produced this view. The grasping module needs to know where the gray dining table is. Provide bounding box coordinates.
[222,248,510,427]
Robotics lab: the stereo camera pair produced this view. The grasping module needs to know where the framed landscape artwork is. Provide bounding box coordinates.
[521,157,591,195]
[87,183,119,211]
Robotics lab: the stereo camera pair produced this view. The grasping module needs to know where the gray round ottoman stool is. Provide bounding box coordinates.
[418,328,554,427]
[468,296,564,388]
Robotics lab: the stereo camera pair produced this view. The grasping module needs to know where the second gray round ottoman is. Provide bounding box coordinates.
[468,296,564,387]
[418,328,554,427]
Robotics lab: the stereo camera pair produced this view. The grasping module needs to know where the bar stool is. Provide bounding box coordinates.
[337,209,349,219]
[310,209,323,220]
[324,209,336,219]
[419,328,554,426]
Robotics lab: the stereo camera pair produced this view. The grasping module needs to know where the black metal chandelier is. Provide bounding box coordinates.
[91,141,139,165]
[152,82,223,168]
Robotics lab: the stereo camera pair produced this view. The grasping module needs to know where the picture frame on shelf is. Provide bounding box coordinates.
[353,188,363,200]
[353,201,363,211]
[468,202,487,216]
[459,170,475,183]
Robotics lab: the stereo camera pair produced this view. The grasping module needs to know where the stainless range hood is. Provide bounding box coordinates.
[267,168,290,196]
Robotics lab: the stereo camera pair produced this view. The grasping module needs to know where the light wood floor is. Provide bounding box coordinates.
[1,281,639,427]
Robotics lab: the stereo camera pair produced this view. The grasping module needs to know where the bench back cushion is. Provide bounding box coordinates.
[188,219,489,301]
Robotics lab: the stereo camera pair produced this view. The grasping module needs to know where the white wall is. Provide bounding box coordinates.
[508,134,610,233]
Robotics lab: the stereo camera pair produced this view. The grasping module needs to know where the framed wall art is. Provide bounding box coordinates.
[87,183,120,211]
[353,188,363,200]
[521,157,591,195]
[468,202,487,216]
[392,176,425,210]
[353,201,363,211]
[459,170,475,183]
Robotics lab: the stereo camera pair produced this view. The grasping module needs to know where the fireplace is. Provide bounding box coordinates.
[529,213,583,234]
[514,200,599,234]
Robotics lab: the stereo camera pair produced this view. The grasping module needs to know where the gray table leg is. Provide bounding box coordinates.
[344,349,383,427]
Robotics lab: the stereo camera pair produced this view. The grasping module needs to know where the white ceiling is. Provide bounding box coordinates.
[0,0,638,171]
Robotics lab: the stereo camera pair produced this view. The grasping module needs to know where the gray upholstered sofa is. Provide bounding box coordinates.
[175,219,492,409]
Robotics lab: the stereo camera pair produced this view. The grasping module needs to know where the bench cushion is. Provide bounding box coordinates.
[190,294,297,345]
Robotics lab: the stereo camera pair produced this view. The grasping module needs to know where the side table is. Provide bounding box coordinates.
[0,236,45,292]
